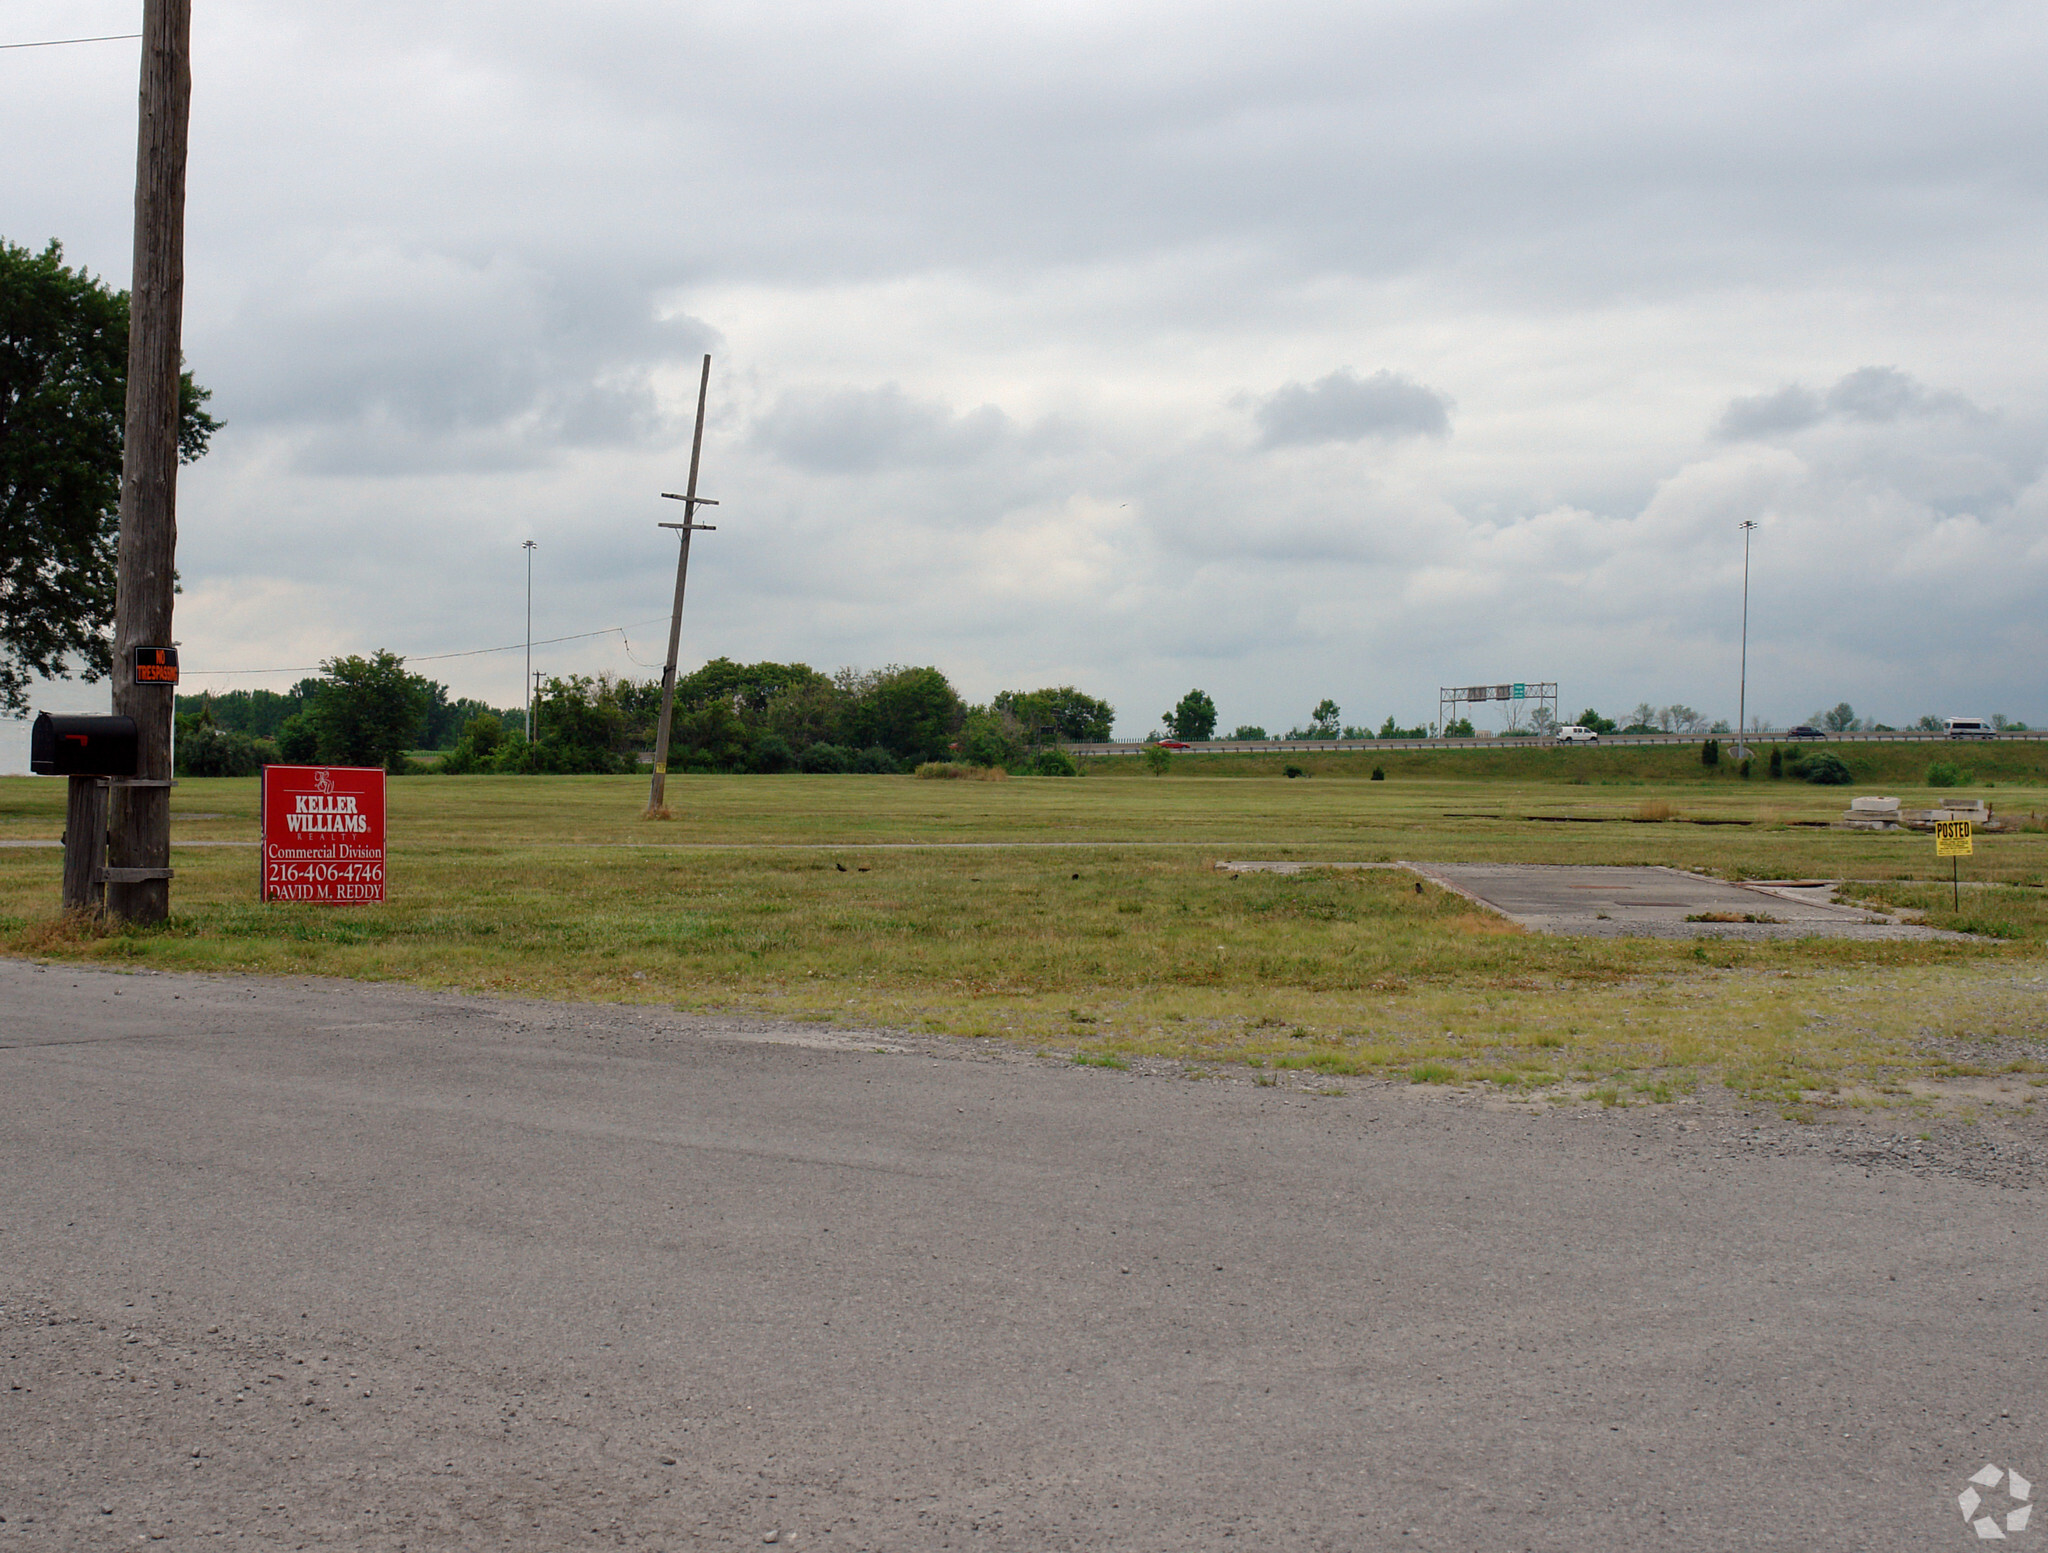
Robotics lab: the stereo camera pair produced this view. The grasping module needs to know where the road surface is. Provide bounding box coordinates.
[1,961,2042,1550]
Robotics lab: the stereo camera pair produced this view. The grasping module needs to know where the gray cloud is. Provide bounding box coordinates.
[1715,385,1824,441]
[206,247,716,474]
[750,385,1012,473]
[1255,370,1453,449]
[1824,366,1985,425]
[8,0,2047,740]
[1717,368,1988,443]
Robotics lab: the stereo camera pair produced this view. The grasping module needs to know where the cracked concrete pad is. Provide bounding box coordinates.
[1216,861,1964,940]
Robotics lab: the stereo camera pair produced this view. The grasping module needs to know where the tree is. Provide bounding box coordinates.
[1163,688,1218,742]
[1657,704,1707,734]
[842,665,964,764]
[1288,700,1342,739]
[960,704,1026,767]
[305,651,431,771]
[993,685,1115,743]
[765,676,851,752]
[1230,725,1267,740]
[528,674,629,773]
[1818,702,1860,734]
[1575,708,1618,735]
[1,239,219,712]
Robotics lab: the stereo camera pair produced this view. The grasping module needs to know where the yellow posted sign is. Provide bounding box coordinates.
[1935,820,1974,857]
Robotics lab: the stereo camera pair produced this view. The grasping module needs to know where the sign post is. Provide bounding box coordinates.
[260,765,387,903]
[1934,819,1973,911]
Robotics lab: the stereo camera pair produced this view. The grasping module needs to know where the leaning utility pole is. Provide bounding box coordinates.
[105,0,193,924]
[1736,520,1757,761]
[644,355,717,817]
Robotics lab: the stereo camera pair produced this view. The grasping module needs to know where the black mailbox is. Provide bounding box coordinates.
[30,712,139,777]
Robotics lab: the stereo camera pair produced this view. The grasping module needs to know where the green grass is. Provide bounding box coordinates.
[3,768,2045,1113]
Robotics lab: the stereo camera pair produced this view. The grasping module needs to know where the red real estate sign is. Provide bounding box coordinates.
[261,765,387,904]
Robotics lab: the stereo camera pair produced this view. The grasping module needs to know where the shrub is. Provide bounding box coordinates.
[1701,738,1720,767]
[1371,766,1385,781]
[1283,764,1305,779]
[751,733,794,773]
[853,745,902,774]
[1030,748,1080,777]
[1926,760,1970,788]
[798,741,853,773]
[175,725,274,777]
[1230,725,1268,740]
[1802,753,1854,785]
[914,761,1008,781]
[1142,743,1172,775]
[1768,747,1783,779]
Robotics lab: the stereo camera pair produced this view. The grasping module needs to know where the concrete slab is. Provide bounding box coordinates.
[1216,860,1963,940]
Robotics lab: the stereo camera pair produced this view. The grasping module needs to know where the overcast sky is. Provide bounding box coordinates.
[5,0,2046,750]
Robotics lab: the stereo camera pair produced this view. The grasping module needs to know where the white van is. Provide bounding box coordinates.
[1944,718,1998,740]
[1555,725,1599,744]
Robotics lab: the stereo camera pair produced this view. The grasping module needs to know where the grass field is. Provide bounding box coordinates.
[4,755,2045,1119]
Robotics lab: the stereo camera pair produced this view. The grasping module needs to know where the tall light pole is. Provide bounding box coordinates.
[1737,520,1757,760]
[523,539,537,741]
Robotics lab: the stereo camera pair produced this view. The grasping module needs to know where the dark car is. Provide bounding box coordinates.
[1785,725,1825,740]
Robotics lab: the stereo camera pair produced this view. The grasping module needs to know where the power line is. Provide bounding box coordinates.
[176,617,674,677]
[0,32,143,49]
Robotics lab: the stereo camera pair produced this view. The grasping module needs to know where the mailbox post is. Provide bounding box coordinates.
[32,713,148,913]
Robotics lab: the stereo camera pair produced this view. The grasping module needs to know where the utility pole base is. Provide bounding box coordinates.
[61,777,109,915]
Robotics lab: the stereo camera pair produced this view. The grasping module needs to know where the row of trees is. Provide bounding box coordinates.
[1156,694,1437,743]
[179,664,2034,778]
[174,653,1117,777]
[1156,693,2032,746]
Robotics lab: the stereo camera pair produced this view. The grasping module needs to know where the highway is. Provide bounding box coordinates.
[1065,729,2048,757]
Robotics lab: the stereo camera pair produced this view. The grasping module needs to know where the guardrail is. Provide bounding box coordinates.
[1060,730,2047,757]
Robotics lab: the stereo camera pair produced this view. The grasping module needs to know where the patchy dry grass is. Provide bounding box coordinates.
[2,771,2044,1116]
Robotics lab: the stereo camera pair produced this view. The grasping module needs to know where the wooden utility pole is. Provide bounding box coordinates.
[105,0,193,924]
[644,356,717,817]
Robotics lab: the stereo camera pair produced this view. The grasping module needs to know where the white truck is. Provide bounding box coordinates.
[1554,724,1599,744]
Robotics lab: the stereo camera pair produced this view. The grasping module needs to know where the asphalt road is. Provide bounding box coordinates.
[2,961,2043,1551]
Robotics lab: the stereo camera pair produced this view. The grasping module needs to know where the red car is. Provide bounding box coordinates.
[1156,740,1191,751]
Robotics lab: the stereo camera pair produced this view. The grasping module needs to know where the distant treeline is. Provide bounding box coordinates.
[173,655,1114,777]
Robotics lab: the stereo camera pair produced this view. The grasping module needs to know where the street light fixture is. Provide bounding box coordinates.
[523,539,537,742]
[1736,520,1756,760]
